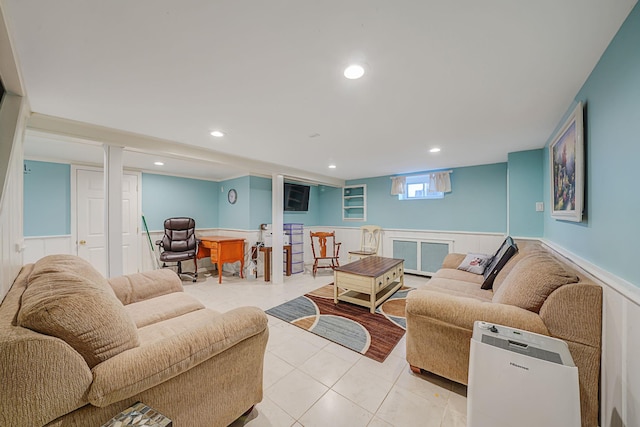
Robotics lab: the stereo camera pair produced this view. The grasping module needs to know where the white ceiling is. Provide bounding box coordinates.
[5,0,638,182]
[22,131,247,181]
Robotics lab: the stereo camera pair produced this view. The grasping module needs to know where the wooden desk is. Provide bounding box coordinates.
[197,236,245,283]
[252,245,292,282]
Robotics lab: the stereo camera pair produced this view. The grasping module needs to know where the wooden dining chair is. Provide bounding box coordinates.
[310,231,341,277]
[348,225,382,261]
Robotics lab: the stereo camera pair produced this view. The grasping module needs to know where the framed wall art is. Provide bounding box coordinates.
[550,102,584,222]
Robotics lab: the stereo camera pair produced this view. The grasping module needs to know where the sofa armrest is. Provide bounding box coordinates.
[440,253,467,269]
[406,290,549,334]
[108,269,184,305]
[88,306,268,407]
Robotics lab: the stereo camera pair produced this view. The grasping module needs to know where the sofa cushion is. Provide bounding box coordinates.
[422,277,494,302]
[457,253,493,275]
[108,269,184,305]
[482,236,518,289]
[17,255,139,368]
[432,268,485,285]
[125,292,205,328]
[492,253,579,313]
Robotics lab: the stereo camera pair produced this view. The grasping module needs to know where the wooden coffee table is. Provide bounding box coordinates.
[334,256,404,313]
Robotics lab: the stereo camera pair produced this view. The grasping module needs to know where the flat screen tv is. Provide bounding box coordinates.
[284,183,310,211]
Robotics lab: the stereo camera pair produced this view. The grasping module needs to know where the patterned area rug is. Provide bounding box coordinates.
[266,283,413,362]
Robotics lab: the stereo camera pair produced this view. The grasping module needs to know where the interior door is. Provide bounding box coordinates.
[76,168,139,276]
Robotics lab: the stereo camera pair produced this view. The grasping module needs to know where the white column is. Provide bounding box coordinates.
[104,145,123,278]
[271,174,284,284]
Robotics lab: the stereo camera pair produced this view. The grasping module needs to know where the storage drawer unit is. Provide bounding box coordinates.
[284,223,304,274]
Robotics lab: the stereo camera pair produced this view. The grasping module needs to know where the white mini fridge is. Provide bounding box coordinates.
[467,321,581,427]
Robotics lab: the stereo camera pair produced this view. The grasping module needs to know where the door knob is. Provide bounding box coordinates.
[79,240,87,245]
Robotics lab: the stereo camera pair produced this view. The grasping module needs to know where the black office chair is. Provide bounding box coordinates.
[156,217,198,282]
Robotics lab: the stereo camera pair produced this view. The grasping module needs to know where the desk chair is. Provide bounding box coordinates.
[348,225,382,261]
[156,217,198,282]
[310,231,341,277]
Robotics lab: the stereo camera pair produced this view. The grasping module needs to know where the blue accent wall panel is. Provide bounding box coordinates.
[317,185,343,226]
[249,176,272,229]
[23,160,70,236]
[421,241,450,274]
[393,240,418,270]
[218,176,250,230]
[332,163,507,232]
[543,3,639,287]
[508,149,543,237]
[142,173,218,231]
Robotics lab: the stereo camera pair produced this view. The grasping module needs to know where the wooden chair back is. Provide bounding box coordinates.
[310,231,341,276]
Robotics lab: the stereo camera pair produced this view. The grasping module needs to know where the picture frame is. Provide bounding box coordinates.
[550,102,584,222]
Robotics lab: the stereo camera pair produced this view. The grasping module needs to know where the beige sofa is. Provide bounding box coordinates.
[0,254,268,427]
[406,241,602,427]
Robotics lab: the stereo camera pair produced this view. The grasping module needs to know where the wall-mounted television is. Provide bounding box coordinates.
[284,182,310,211]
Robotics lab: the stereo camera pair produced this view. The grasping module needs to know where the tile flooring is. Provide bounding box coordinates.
[182,267,467,427]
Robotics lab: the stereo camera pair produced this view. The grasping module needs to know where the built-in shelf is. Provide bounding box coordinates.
[342,185,367,221]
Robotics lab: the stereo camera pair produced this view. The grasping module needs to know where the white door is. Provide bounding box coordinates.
[121,174,139,275]
[76,168,140,276]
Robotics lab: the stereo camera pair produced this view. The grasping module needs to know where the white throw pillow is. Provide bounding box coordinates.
[457,253,493,275]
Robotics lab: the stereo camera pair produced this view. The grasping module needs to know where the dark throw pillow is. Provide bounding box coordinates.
[457,253,493,275]
[481,236,518,290]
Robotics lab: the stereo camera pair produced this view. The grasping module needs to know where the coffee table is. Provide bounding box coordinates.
[102,401,172,427]
[334,256,404,313]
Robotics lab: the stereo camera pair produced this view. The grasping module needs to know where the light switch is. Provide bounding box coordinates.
[535,202,544,212]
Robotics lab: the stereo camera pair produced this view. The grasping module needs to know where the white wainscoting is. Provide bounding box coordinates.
[543,240,640,427]
[23,235,74,264]
[140,228,263,278]
[307,226,506,275]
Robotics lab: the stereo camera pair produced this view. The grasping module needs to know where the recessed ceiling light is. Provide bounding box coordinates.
[328,164,337,169]
[210,130,225,137]
[344,64,365,79]
[429,148,441,153]
[154,161,164,166]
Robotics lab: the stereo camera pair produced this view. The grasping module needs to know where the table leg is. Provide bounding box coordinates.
[264,250,271,282]
[370,285,376,314]
[285,247,292,276]
[217,261,223,284]
[239,258,245,279]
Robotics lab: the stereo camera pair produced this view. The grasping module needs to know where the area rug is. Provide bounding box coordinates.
[266,283,413,362]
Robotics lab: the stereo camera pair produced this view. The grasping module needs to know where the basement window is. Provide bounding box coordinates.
[398,174,444,200]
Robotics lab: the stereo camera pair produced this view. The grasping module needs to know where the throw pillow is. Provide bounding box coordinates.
[492,253,579,313]
[17,254,140,368]
[481,236,518,290]
[457,253,493,275]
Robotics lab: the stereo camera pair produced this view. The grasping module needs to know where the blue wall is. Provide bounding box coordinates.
[543,3,639,287]
[249,176,272,229]
[23,160,70,236]
[317,185,343,226]
[508,149,543,237]
[317,163,507,232]
[141,173,219,231]
[218,176,251,230]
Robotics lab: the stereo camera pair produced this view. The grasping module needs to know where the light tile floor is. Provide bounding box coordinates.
[183,267,467,427]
